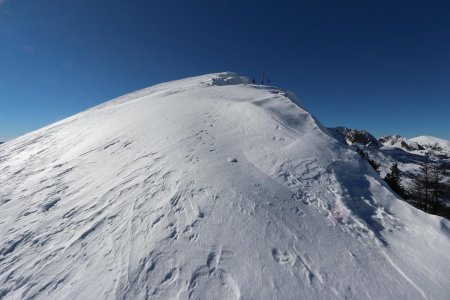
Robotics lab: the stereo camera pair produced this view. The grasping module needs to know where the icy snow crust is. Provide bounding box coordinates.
[0,72,449,299]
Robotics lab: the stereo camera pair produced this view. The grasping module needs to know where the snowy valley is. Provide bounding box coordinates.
[0,73,449,299]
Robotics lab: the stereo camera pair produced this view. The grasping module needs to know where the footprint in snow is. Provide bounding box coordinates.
[272,248,296,265]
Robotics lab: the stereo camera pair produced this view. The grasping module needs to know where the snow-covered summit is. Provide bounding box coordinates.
[328,127,381,148]
[380,134,450,156]
[410,135,450,154]
[0,73,449,299]
[379,135,424,152]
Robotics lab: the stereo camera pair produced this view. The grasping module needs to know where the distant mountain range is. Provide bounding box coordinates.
[380,135,450,156]
[329,127,450,198]
[329,127,450,156]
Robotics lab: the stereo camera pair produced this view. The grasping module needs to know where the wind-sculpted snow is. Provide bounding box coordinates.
[0,72,449,299]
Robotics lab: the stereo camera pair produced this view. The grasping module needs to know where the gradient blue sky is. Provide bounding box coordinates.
[1,0,449,141]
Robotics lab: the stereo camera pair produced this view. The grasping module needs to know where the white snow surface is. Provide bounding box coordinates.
[0,72,449,299]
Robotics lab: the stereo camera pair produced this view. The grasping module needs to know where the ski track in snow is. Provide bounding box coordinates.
[0,72,449,299]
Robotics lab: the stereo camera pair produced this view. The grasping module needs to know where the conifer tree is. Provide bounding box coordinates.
[410,162,431,212]
[384,163,405,198]
[430,162,445,213]
[356,147,380,174]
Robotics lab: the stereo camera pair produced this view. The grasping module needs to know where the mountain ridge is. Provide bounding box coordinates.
[0,73,449,299]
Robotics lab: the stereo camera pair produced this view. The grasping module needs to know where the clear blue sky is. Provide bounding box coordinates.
[1,0,450,141]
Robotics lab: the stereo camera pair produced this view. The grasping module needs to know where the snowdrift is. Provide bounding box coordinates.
[0,72,449,299]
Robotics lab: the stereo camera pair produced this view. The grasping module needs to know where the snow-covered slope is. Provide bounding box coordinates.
[1,73,449,299]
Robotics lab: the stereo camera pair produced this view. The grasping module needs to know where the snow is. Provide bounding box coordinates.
[410,136,450,153]
[380,134,450,157]
[379,135,423,152]
[332,130,449,200]
[0,72,449,299]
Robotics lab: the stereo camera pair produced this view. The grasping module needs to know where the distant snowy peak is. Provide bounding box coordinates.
[410,136,450,153]
[328,127,381,148]
[378,135,424,152]
[379,134,450,156]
